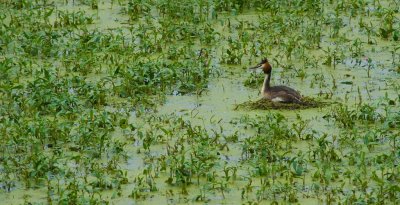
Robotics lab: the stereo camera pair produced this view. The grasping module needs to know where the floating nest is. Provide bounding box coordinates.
[235,97,329,110]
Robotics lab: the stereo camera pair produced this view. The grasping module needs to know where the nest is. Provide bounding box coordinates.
[235,97,329,110]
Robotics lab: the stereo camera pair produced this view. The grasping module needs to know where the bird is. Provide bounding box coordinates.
[249,58,302,103]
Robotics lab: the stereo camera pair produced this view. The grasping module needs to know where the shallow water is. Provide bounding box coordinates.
[1,0,399,204]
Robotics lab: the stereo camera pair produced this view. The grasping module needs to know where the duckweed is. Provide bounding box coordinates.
[0,0,399,204]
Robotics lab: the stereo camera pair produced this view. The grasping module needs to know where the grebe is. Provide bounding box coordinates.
[249,58,302,103]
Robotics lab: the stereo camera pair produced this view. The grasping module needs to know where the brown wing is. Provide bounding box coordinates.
[268,86,302,103]
[270,86,301,97]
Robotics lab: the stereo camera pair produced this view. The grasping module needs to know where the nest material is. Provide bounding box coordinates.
[235,97,328,110]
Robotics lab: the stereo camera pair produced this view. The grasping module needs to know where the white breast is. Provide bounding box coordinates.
[271,97,284,102]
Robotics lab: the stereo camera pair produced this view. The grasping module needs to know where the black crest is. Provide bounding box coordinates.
[260,58,268,64]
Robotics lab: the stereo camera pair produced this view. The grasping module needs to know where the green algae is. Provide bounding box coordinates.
[1,0,400,204]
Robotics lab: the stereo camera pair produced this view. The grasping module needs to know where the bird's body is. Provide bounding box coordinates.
[250,58,302,103]
[262,84,302,103]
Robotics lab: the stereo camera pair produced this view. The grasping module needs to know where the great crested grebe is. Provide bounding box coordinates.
[249,58,302,103]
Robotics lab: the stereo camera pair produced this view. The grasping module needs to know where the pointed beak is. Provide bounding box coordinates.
[248,63,263,70]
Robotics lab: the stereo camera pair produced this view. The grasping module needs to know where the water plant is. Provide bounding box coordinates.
[1,0,399,204]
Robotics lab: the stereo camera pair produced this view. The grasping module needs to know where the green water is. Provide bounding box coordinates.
[0,0,399,204]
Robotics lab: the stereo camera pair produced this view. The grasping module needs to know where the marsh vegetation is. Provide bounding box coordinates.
[0,0,399,204]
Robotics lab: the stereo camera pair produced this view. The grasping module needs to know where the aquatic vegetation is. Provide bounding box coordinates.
[235,97,326,110]
[1,0,399,204]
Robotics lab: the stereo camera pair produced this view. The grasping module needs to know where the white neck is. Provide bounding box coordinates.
[261,74,269,94]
